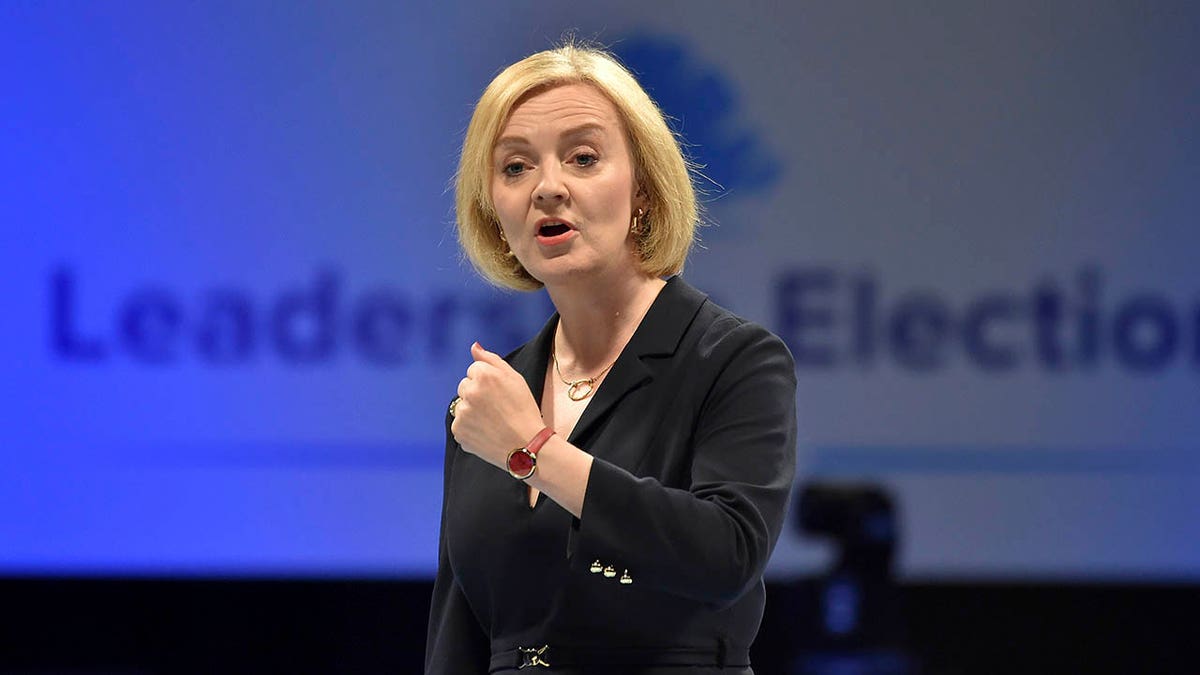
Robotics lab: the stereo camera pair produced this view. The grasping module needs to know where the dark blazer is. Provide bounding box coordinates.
[425,276,798,675]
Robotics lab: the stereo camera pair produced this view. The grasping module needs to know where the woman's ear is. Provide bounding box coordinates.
[633,183,650,213]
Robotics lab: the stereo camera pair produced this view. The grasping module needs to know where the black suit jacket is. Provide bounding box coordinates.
[426,277,798,674]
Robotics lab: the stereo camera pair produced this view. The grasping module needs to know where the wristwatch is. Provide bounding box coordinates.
[506,427,556,480]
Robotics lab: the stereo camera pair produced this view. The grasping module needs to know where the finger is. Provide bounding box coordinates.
[457,377,471,398]
[466,361,487,380]
[471,341,505,366]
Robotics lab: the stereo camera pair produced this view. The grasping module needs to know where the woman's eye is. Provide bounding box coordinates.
[573,153,598,167]
[502,161,527,176]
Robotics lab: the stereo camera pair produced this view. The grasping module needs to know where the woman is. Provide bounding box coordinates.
[426,43,797,674]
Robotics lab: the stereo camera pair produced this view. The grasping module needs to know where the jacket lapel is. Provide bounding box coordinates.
[505,277,709,466]
[505,312,557,406]
[566,276,708,448]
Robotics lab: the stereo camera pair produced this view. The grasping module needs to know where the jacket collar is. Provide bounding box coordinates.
[506,276,709,445]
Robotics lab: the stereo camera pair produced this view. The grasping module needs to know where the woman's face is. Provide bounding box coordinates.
[490,83,647,287]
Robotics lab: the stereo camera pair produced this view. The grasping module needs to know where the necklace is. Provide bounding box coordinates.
[552,346,616,401]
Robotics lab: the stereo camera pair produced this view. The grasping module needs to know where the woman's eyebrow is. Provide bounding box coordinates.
[494,135,530,153]
[494,123,608,153]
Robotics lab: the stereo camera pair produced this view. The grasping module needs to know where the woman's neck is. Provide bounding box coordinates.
[546,272,667,372]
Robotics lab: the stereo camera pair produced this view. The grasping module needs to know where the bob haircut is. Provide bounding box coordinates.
[455,42,699,291]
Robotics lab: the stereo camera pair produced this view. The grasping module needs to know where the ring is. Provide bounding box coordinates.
[449,397,461,418]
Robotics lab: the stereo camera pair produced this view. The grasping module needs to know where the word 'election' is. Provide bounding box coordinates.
[776,267,1198,372]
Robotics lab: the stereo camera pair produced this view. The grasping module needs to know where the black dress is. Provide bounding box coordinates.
[425,277,798,674]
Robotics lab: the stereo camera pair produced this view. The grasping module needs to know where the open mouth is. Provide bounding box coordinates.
[538,223,572,237]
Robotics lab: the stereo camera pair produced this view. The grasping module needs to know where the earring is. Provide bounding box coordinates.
[498,226,517,259]
[630,208,646,234]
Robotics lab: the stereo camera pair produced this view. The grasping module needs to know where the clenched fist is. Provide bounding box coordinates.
[451,342,546,469]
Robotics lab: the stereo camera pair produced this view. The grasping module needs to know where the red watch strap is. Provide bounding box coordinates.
[525,427,555,457]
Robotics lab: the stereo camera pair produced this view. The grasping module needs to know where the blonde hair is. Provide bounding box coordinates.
[455,42,699,290]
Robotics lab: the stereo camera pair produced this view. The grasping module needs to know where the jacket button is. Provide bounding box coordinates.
[602,565,616,578]
[619,570,633,585]
[589,560,603,574]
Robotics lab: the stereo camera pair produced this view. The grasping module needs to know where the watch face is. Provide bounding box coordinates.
[507,448,536,480]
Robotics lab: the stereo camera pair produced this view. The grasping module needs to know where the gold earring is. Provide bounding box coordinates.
[498,227,517,259]
[630,208,646,234]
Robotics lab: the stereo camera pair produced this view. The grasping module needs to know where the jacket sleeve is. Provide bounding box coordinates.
[573,321,798,608]
[425,414,490,674]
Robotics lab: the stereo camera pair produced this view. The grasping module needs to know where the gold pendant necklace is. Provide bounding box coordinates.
[552,347,616,401]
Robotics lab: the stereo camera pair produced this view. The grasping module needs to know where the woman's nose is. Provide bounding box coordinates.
[534,164,568,203]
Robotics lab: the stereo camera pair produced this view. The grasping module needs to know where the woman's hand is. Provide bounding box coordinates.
[451,342,546,469]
